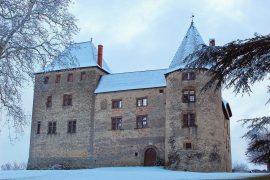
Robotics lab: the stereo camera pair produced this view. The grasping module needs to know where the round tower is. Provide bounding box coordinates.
[164,21,231,172]
[165,69,231,171]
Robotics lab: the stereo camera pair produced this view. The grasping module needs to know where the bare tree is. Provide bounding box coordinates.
[0,0,78,137]
[233,162,249,172]
[1,162,27,170]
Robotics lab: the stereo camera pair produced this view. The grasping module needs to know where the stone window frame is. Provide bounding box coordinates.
[46,96,52,108]
[136,115,148,129]
[43,76,49,84]
[36,121,41,134]
[67,120,76,133]
[136,97,148,107]
[182,72,196,81]
[80,71,86,81]
[48,121,57,134]
[55,74,61,83]
[182,87,196,103]
[63,94,72,106]
[182,112,196,128]
[67,73,73,82]
[111,116,122,130]
[112,99,122,109]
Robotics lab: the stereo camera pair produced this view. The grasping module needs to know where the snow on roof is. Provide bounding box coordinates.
[95,69,167,93]
[169,22,205,69]
[44,41,111,73]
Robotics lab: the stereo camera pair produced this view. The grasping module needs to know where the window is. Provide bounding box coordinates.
[63,94,72,106]
[44,76,49,84]
[67,73,73,82]
[67,120,76,133]
[182,89,196,103]
[55,74,61,83]
[182,72,195,80]
[80,71,86,81]
[159,89,164,93]
[111,117,122,130]
[112,99,122,109]
[182,113,196,127]
[136,115,148,128]
[137,97,147,107]
[46,96,52,108]
[37,121,41,134]
[48,121,56,134]
[185,142,192,149]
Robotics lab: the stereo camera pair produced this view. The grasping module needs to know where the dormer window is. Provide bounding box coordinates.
[182,72,195,81]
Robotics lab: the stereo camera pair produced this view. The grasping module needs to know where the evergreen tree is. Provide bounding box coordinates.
[185,34,270,170]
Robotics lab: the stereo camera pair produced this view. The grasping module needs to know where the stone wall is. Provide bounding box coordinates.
[93,87,166,167]
[165,69,232,172]
[27,67,106,169]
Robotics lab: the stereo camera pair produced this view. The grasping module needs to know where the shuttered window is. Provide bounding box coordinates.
[182,113,196,128]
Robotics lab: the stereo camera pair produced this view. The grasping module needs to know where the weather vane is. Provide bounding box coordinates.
[191,13,195,23]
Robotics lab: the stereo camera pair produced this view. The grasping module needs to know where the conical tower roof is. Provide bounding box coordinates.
[169,22,205,69]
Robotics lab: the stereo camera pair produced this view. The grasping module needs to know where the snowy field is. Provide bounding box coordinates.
[0,167,269,180]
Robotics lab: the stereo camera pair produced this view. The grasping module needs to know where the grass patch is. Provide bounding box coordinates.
[239,175,270,180]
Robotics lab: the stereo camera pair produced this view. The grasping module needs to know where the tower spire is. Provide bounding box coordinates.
[191,13,195,24]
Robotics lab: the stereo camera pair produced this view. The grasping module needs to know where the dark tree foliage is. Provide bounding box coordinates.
[185,34,270,170]
[184,34,270,97]
[0,0,78,138]
[242,117,270,171]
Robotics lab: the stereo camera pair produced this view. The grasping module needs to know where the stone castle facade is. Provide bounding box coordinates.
[28,22,232,172]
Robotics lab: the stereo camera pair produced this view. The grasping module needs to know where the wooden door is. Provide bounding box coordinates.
[144,148,157,166]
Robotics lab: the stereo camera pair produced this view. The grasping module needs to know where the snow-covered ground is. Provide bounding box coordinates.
[0,167,268,180]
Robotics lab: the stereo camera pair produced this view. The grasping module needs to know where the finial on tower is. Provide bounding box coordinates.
[90,37,93,42]
[191,13,195,24]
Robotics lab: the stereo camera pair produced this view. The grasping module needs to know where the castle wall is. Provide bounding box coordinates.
[93,87,166,167]
[165,70,231,172]
[27,67,106,169]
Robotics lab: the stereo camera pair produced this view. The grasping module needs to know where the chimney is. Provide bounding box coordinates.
[209,39,215,46]
[97,45,103,67]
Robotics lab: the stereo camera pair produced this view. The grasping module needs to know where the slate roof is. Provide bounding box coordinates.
[169,22,205,70]
[44,41,111,73]
[94,69,167,93]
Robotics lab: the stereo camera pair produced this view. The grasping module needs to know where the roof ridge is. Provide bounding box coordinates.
[101,68,168,76]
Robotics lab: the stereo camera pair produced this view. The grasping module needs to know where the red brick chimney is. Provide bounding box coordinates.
[209,39,215,46]
[98,45,103,67]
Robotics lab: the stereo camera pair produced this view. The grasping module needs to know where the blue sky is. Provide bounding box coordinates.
[0,0,269,170]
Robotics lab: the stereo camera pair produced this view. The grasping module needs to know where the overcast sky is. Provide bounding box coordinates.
[0,0,269,170]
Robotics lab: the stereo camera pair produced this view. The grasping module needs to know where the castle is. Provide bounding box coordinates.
[27,21,232,172]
